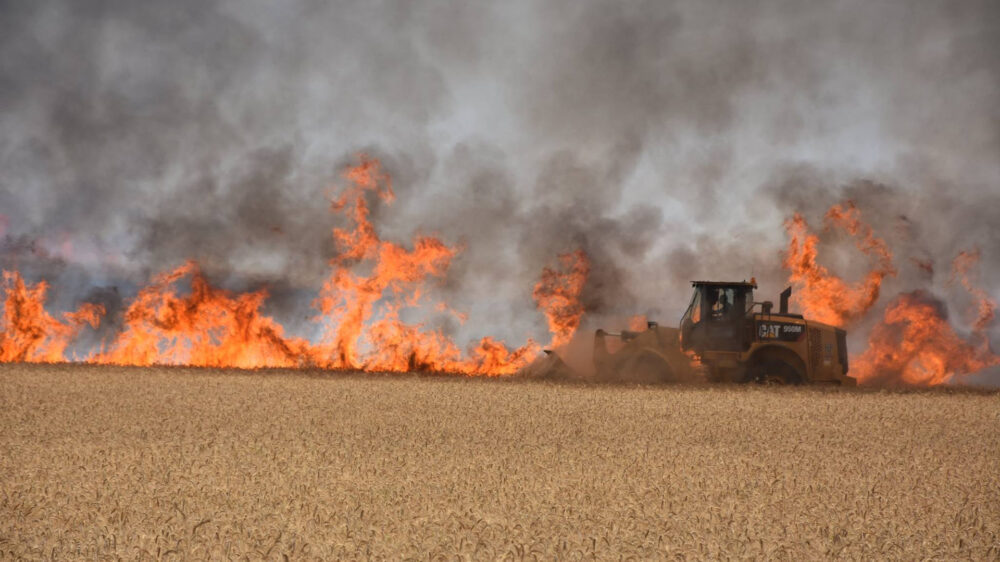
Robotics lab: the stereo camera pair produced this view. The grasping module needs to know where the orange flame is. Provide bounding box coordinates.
[1,271,102,362]
[0,156,570,374]
[783,201,896,327]
[784,204,1000,386]
[0,155,554,375]
[91,262,312,369]
[851,291,998,386]
[853,249,999,386]
[532,249,590,348]
[314,155,457,369]
[951,249,995,332]
[310,155,541,374]
[627,315,647,332]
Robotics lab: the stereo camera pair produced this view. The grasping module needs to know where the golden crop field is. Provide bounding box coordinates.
[1,364,998,560]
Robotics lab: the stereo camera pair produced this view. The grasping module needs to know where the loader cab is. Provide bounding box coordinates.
[680,281,755,353]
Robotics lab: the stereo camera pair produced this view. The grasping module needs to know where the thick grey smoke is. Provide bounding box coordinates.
[1,1,998,364]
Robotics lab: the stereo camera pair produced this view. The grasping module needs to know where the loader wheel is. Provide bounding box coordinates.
[750,360,801,385]
[623,355,674,384]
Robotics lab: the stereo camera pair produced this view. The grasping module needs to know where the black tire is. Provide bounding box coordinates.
[749,359,802,385]
[622,355,675,384]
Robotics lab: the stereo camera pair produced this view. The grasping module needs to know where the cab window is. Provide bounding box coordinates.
[682,287,701,325]
[709,287,736,322]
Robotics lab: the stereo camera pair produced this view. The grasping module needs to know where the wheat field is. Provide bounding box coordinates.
[0,364,997,560]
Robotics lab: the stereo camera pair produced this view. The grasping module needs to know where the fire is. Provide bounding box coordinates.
[852,292,999,387]
[311,155,543,374]
[783,202,997,386]
[852,250,998,386]
[0,156,577,376]
[532,249,590,348]
[317,175,456,368]
[315,157,457,369]
[951,249,995,332]
[627,315,648,332]
[91,262,312,369]
[783,201,896,327]
[0,271,102,363]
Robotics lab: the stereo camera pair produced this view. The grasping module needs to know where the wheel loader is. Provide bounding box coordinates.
[539,280,854,385]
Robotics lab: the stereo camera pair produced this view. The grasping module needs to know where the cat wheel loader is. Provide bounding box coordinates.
[535,280,854,385]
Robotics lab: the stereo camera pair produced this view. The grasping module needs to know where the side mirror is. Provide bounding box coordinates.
[762,301,773,315]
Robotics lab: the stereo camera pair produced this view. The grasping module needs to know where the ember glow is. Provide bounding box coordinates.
[784,202,998,386]
[0,157,579,375]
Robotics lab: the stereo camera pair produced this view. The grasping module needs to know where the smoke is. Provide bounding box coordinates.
[1,1,998,363]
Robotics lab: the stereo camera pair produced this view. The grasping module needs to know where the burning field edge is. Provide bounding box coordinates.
[3,361,998,395]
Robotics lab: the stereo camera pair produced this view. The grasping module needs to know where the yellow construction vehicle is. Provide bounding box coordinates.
[544,280,854,385]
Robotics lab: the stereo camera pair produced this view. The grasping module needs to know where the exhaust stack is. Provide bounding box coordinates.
[779,287,792,314]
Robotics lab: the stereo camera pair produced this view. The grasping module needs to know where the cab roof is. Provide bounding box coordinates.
[691,280,757,289]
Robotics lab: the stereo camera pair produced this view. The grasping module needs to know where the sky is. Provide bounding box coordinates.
[1,0,998,355]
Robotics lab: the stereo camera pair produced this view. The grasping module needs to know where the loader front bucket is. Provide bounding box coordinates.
[518,349,578,380]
